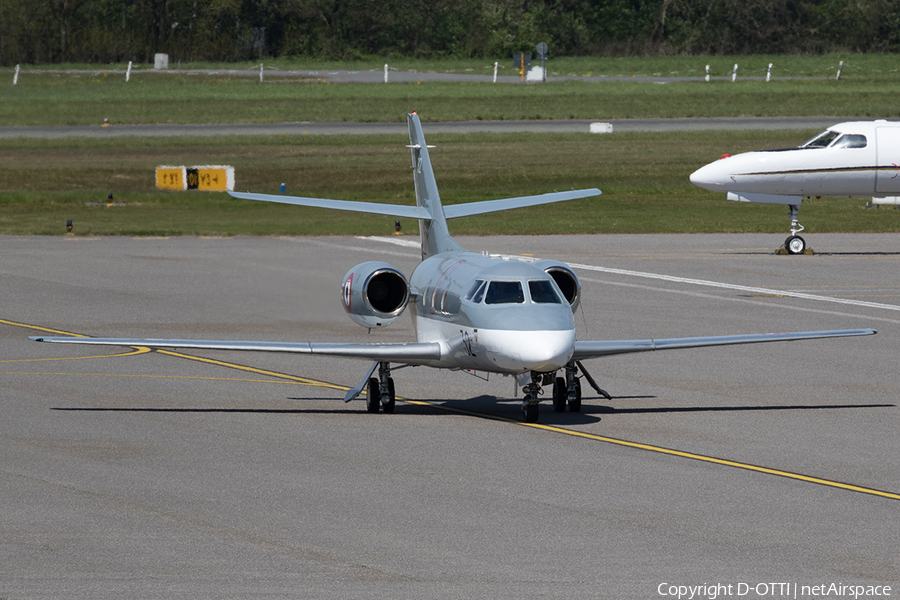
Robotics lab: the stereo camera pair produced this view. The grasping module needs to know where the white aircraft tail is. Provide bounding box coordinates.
[406,112,464,257]
[229,112,601,258]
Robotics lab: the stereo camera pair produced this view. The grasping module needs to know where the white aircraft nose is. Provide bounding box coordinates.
[689,159,732,192]
[483,329,575,373]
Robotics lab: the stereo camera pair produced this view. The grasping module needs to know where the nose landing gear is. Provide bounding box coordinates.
[521,362,612,423]
[783,204,807,255]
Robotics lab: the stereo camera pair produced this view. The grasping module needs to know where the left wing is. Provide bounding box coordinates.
[30,336,442,364]
[573,329,876,360]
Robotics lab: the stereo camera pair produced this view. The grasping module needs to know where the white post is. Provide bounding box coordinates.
[766,63,772,82]
[259,63,264,83]
[384,63,389,83]
[13,64,20,85]
[836,60,844,81]
[704,64,709,82]
[126,60,132,82]
[732,64,738,82]
[493,61,498,83]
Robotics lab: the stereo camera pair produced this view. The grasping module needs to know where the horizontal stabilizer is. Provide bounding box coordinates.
[30,336,443,364]
[727,191,803,205]
[573,329,876,360]
[443,188,602,219]
[229,191,431,220]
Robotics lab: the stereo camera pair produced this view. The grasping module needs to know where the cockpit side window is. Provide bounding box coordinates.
[528,280,562,304]
[484,281,525,305]
[831,134,867,149]
[801,130,840,148]
[465,279,486,302]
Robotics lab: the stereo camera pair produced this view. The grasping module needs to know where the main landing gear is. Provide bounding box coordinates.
[366,362,396,413]
[521,361,612,423]
[783,203,807,255]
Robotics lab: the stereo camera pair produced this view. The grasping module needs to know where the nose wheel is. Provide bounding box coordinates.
[785,234,806,255]
[784,204,807,255]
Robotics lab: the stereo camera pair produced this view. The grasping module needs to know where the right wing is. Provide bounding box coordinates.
[30,336,442,364]
[573,329,876,360]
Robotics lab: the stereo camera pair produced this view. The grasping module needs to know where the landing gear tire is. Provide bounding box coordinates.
[382,377,396,414]
[568,380,582,413]
[552,377,566,412]
[366,377,380,413]
[786,235,806,255]
[523,399,540,423]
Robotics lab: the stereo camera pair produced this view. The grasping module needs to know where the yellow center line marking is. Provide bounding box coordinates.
[401,398,900,502]
[0,371,310,385]
[155,349,347,391]
[1,318,91,337]
[0,347,151,363]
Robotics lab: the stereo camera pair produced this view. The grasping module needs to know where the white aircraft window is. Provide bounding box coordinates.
[465,279,485,302]
[831,134,867,149]
[484,281,525,304]
[528,280,562,304]
[801,130,840,148]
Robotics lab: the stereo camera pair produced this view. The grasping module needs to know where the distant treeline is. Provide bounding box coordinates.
[2,0,899,66]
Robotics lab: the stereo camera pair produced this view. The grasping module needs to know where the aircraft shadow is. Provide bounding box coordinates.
[52,398,894,424]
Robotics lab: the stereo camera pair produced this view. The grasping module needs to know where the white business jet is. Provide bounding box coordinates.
[32,113,876,422]
[690,120,900,254]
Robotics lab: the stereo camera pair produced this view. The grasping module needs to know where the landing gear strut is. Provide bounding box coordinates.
[521,381,542,423]
[366,362,396,413]
[784,204,806,255]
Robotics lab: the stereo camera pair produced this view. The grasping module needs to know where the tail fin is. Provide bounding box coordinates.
[228,113,601,259]
[407,112,464,258]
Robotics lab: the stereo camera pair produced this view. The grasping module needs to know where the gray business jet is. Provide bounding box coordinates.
[33,113,876,422]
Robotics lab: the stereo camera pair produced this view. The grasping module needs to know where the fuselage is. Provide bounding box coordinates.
[690,120,900,198]
[407,251,576,374]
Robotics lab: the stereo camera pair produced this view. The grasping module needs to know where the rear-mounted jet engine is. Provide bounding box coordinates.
[341,261,409,328]
[532,260,581,312]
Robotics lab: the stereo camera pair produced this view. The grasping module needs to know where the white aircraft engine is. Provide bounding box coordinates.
[341,261,410,328]
[532,260,581,312]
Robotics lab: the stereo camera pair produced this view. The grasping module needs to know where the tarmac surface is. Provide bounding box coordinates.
[0,116,862,139]
[2,232,898,598]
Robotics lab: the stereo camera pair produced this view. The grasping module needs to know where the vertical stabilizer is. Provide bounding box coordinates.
[408,113,465,258]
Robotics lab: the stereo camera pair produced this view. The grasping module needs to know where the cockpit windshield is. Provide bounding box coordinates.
[831,134,867,149]
[484,281,525,305]
[528,280,562,304]
[801,130,840,148]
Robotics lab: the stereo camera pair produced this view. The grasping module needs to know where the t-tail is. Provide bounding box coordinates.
[407,112,464,257]
[228,112,602,258]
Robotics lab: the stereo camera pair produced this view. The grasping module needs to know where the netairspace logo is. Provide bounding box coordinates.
[657,582,892,600]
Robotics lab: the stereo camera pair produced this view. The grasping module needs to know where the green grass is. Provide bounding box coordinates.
[2,63,900,126]
[3,131,899,237]
[3,55,900,237]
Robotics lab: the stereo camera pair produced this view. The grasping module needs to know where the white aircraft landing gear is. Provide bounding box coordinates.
[553,363,584,413]
[366,362,396,413]
[522,382,542,423]
[784,204,807,255]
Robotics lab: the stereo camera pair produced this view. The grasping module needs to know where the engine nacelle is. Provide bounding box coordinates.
[532,259,581,312]
[341,261,409,328]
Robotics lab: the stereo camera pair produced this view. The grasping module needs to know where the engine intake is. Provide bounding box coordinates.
[532,259,581,312]
[341,261,409,328]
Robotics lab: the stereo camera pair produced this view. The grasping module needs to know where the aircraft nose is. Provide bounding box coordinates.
[484,329,575,373]
[689,158,732,192]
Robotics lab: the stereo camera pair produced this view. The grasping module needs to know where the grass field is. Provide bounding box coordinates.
[3,130,899,238]
[2,55,900,237]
